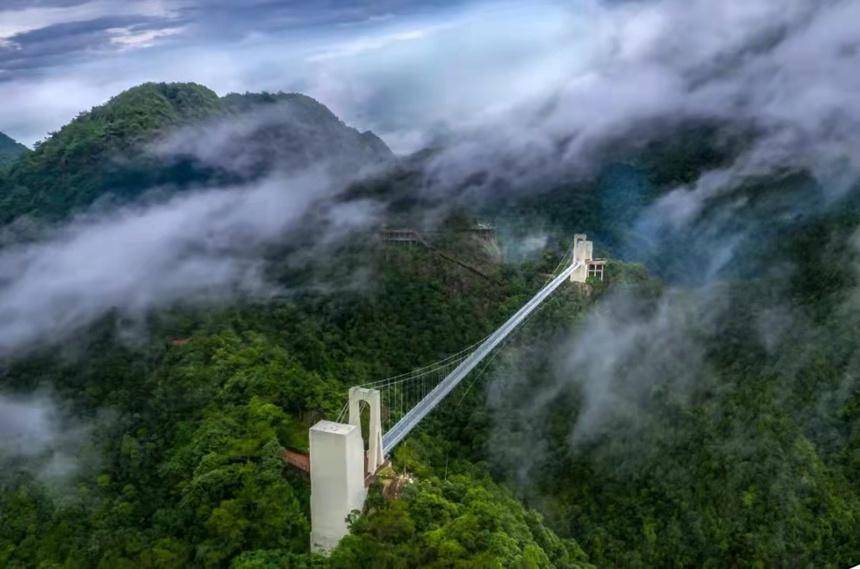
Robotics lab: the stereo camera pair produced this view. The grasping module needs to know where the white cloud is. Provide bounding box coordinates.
[108,25,185,51]
[0,391,96,483]
[306,27,437,62]
[0,0,175,40]
[0,167,380,356]
[477,0,860,471]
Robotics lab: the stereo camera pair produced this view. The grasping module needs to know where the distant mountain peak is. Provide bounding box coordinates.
[0,82,393,224]
[0,131,28,168]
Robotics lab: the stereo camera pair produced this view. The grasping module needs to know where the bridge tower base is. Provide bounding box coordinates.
[309,388,384,554]
[309,421,366,554]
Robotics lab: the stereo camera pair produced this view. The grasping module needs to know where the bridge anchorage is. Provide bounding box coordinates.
[309,234,600,553]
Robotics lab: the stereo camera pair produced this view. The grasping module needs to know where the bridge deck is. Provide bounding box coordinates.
[382,261,581,454]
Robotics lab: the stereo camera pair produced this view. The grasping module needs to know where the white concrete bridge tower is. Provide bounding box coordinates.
[309,387,383,553]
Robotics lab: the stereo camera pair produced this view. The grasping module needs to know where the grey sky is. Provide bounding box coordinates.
[0,0,561,149]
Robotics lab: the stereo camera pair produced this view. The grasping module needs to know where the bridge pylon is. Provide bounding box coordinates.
[569,233,605,283]
[309,387,383,554]
[348,387,385,475]
[569,234,592,283]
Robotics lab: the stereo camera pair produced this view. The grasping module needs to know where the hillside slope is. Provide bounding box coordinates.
[0,83,392,224]
[0,131,27,169]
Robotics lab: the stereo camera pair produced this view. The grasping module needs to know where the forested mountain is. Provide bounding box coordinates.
[0,83,392,225]
[0,81,858,569]
[0,131,27,169]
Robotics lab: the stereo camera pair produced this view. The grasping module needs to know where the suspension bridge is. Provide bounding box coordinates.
[309,234,601,553]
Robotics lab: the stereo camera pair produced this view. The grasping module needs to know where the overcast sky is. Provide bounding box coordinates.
[0,0,580,151]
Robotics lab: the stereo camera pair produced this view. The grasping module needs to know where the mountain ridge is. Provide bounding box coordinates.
[0,82,392,225]
[0,131,28,169]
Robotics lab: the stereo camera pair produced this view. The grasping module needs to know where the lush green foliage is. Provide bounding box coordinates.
[0,82,391,224]
[0,131,28,169]
[427,241,860,567]
[0,83,223,223]
[0,236,584,568]
[331,472,592,569]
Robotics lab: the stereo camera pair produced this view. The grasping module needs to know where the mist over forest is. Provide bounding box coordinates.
[0,1,859,568]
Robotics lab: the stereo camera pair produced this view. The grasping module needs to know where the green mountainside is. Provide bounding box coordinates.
[0,83,222,223]
[0,131,28,169]
[0,82,859,568]
[0,83,392,224]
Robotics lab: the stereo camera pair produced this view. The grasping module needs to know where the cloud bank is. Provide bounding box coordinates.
[0,391,94,482]
[426,0,860,200]
[0,169,380,357]
[476,0,860,487]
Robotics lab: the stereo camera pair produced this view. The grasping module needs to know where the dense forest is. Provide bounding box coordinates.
[0,132,28,170]
[0,82,858,568]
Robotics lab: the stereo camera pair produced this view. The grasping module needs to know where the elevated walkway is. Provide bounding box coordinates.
[308,234,600,553]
